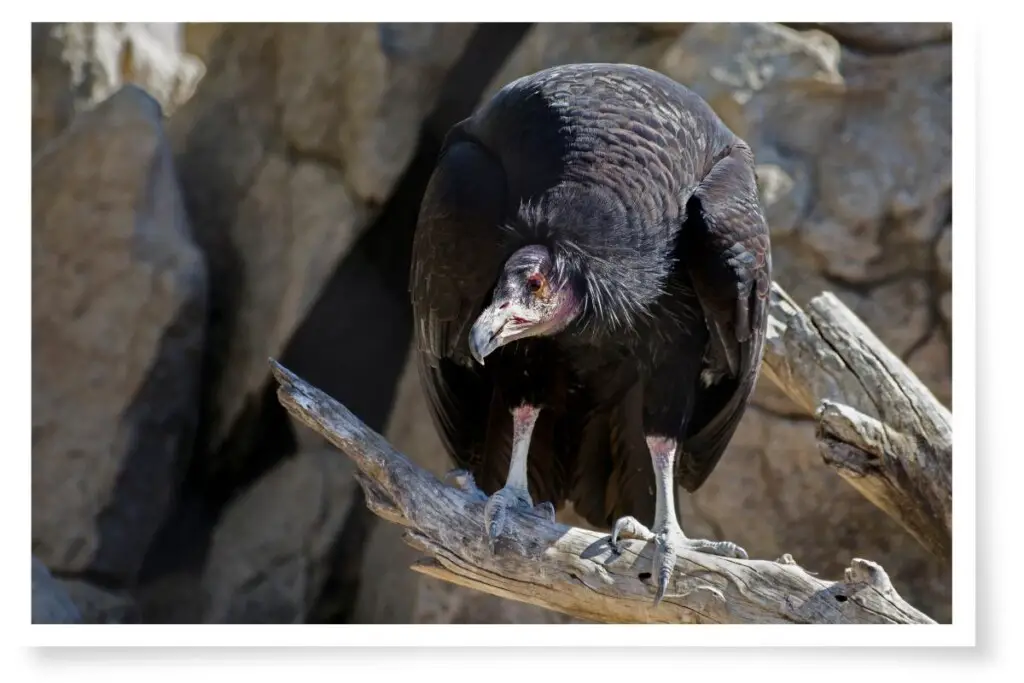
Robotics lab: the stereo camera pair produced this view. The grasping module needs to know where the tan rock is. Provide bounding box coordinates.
[32,23,205,153]
[169,23,475,459]
[905,331,952,409]
[200,448,360,623]
[812,23,952,52]
[32,86,207,584]
[935,223,952,282]
[482,23,680,104]
[842,278,934,357]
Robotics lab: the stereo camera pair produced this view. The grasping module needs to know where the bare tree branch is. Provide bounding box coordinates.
[761,283,953,564]
[269,357,936,624]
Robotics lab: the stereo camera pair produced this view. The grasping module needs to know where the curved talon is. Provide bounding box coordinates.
[652,534,680,607]
[610,515,655,550]
[648,526,750,607]
[532,501,556,523]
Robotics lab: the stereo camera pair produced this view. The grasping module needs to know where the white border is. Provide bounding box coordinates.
[9,0,991,669]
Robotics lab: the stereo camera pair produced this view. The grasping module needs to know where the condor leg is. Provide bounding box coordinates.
[482,404,556,549]
[610,436,747,607]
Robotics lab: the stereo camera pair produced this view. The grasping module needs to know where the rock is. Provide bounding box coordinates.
[32,557,82,624]
[168,23,476,464]
[32,23,205,153]
[200,448,360,623]
[32,86,207,585]
[935,223,952,282]
[810,23,952,53]
[659,23,845,238]
[134,570,204,624]
[482,22,681,103]
[59,579,142,624]
[905,331,952,408]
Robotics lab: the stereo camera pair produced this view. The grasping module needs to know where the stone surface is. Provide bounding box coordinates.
[59,579,142,624]
[32,23,205,153]
[32,86,207,585]
[32,556,82,624]
[199,448,360,623]
[810,22,952,53]
[169,23,476,463]
[482,23,678,103]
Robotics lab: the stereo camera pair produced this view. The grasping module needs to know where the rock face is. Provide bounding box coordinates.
[200,448,360,623]
[168,23,477,472]
[32,23,205,154]
[32,86,207,586]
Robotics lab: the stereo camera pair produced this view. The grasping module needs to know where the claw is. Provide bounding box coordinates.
[610,515,656,550]
[653,541,676,608]
[532,501,557,523]
[608,514,748,606]
[483,485,554,551]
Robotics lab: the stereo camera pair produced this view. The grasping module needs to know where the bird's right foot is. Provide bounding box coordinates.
[483,485,555,551]
[610,515,747,607]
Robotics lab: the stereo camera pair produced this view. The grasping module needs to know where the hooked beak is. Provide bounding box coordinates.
[468,304,509,365]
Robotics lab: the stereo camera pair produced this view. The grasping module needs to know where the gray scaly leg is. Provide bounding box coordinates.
[611,436,747,606]
[482,404,556,550]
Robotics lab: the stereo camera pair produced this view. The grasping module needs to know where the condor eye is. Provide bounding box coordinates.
[526,274,544,294]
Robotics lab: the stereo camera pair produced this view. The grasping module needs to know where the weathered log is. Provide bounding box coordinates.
[270,357,935,624]
[761,283,953,564]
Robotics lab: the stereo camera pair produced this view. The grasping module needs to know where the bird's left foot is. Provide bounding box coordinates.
[483,485,555,551]
[610,516,748,607]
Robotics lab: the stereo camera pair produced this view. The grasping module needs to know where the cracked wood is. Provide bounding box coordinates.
[761,283,953,563]
[270,357,936,625]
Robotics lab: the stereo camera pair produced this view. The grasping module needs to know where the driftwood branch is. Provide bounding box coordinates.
[761,283,953,564]
[270,358,935,624]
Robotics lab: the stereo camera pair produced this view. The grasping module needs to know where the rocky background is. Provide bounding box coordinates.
[31,22,953,625]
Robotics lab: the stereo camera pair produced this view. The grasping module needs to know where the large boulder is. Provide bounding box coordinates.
[168,23,476,474]
[199,448,360,623]
[32,86,208,586]
[32,23,204,154]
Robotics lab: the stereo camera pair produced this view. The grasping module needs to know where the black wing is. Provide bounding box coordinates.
[675,140,772,492]
[409,131,509,469]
